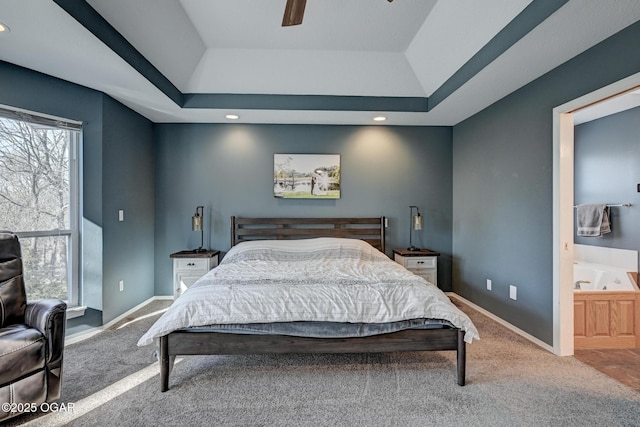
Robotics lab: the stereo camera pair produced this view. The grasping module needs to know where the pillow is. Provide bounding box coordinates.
[225,237,383,261]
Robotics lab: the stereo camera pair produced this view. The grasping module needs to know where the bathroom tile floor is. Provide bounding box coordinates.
[574,348,640,393]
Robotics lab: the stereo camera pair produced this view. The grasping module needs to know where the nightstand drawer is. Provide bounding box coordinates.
[175,258,209,270]
[406,257,436,269]
[393,248,439,288]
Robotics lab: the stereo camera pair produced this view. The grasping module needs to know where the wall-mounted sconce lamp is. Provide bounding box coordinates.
[192,205,204,252]
[407,205,423,251]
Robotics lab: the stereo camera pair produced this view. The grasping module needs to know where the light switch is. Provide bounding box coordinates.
[118,210,124,222]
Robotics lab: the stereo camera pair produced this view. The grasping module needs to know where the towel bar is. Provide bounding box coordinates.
[573,203,631,208]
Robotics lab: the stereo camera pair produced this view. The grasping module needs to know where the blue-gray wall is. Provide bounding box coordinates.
[0,61,155,326]
[101,96,155,323]
[154,124,453,295]
[452,21,640,344]
[575,106,640,255]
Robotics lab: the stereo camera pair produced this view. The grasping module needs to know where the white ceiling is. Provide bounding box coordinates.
[0,0,640,125]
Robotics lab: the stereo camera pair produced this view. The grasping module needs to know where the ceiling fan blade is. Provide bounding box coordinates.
[282,0,307,26]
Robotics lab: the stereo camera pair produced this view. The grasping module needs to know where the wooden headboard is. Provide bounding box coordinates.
[231,216,386,253]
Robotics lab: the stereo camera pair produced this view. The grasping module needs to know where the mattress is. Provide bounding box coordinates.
[183,318,453,338]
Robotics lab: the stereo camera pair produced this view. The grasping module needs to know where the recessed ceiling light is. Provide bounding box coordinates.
[0,22,10,33]
[225,114,239,120]
[373,116,387,122]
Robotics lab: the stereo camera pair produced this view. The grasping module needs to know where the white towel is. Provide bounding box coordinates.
[576,204,611,237]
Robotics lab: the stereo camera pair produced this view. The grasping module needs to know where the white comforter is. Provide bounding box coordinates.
[138,238,479,346]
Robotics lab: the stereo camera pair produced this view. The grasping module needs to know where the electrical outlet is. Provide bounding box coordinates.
[509,285,517,300]
[119,280,124,292]
[486,279,492,291]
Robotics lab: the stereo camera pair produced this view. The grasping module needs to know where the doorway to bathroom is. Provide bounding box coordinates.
[553,72,640,357]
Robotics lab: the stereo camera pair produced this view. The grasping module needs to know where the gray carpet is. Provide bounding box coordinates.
[8,298,640,426]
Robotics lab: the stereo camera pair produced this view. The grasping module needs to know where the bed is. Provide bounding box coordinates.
[138,217,479,391]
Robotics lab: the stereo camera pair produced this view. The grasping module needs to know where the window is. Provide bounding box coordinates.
[0,105,81,306]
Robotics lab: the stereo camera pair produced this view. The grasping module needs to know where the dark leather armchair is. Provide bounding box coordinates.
[0,232,66,421]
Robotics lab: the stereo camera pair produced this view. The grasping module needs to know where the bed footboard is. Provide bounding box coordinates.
[159,328,466,391]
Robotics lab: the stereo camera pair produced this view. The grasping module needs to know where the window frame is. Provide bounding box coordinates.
[0,104,82,307]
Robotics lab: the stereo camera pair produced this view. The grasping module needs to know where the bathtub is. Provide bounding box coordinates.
[573,261,638,291]
[573,261,640,349]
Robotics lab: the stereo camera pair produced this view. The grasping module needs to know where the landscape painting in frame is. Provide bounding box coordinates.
[274,154,341,199]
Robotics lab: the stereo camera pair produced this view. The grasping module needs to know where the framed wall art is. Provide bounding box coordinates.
[274,154,341,199]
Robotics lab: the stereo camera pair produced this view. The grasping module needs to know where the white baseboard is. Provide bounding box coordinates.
[447,292,554,353]
[64,295,172,346]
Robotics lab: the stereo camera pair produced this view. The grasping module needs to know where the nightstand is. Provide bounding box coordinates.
[170,250,220,299]
[393,248,440,287]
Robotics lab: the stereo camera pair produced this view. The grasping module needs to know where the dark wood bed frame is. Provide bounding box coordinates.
[159,217,466,391]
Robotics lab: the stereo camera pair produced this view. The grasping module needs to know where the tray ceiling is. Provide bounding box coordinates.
[1,0,639,125]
